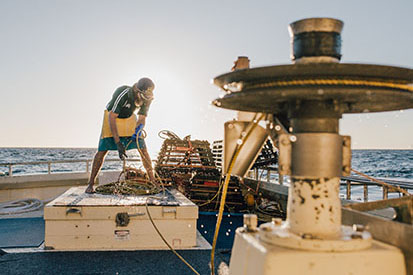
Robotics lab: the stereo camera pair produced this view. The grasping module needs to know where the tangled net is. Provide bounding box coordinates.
[96,167,161,196]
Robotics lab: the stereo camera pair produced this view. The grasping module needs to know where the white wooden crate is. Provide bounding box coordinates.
[44,187,198,250]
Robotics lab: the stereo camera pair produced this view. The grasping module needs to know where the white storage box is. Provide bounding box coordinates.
[44,187,198,250]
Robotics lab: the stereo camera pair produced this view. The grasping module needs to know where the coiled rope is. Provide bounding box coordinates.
[158,129,181,140]
[0,198,43,215]
[96,179,160,195]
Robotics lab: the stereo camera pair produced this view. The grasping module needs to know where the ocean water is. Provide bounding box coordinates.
[0,148,143,175]
[0,148,411,201]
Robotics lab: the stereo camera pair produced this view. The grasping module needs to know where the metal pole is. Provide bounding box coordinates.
[383,186,388,200]
[346,180,351,200]
[364,184,368,202]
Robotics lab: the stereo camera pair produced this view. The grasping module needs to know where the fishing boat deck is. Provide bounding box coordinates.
[0,204,241,274]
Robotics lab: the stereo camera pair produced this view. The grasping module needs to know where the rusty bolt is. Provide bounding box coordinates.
[301,233,314,239]
[260,224,273,232]
[281,138,290,145]
[243,214,258,232]
[352,224,368,232]
[351,232,363,239]
[272,218,282,226]
[343,137,351,147]
[343,166,351,173]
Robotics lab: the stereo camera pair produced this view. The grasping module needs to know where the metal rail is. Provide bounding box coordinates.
[1,159,411,202]
[251,167,413,202]
[0,158,144,177]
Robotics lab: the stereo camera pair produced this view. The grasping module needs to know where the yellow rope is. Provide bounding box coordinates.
[198,177,224,207]
[210,113,265,275]
[145,197,200,275]
[243,78,413,92]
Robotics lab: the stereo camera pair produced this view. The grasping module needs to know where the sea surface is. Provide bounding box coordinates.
[0,148,411,201]
[0,148,145,175]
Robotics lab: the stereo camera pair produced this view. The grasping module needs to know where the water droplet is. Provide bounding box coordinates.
[253,120,257,123]
[237,139,243,145]
[228,123,234,129]
[201,224,204,228]
[275,125,281,131]
[290,136,297,142]
[234,189,238,192]
[219,94,224,99]
[226,232,229,236]
[216,101,222,107]
[227,214,230,217]
[228,229,231,232]
[241,131,247,137]
[230,221,233,225]
[288,127,293,132]
[204,231,208,234]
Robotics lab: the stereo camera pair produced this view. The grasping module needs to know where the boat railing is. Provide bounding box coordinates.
[340,176,413,201]
[0,158,144,177]
[249,167,413,202]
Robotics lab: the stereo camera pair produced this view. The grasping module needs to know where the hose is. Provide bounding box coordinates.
[210,113,265,275]
[158,130,181,140]
[145,197,200,275]
[122,128,199,273]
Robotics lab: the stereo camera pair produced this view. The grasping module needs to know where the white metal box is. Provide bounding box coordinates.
[44,187,198,250]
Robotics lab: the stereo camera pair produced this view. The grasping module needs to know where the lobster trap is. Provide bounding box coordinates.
[155,132,246,212]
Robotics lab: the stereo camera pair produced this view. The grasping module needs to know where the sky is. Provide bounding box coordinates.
[0,0,412,153]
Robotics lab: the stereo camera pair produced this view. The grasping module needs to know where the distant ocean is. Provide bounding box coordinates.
[0,148,411,201]
[0,148,139,175]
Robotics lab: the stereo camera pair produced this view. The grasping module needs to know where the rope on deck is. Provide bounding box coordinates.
[0,198,43,215]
